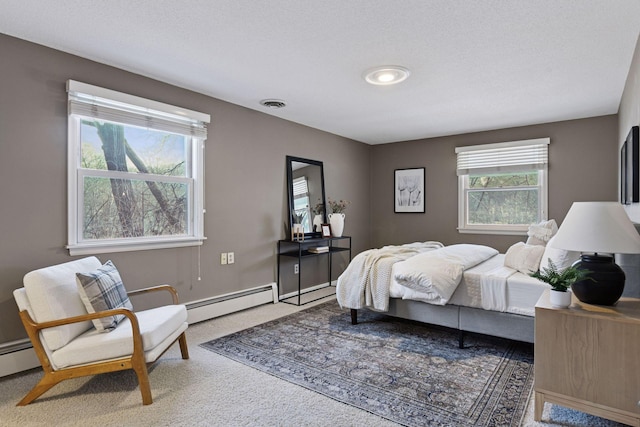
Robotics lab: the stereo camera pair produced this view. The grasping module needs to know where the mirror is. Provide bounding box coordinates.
[286,155,327,238]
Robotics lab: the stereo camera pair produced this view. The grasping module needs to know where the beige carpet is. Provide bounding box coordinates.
[0,296,624,426]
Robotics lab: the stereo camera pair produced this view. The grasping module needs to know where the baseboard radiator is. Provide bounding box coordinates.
[186,282,278,324]
[0,339,40,378]
[0,282,278,377]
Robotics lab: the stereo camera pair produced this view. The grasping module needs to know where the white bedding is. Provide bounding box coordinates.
[336,241,444,311]
[392,244,498,305]
[391,253,550,316]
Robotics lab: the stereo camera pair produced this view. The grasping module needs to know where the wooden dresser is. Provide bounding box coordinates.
[534,290,640,426]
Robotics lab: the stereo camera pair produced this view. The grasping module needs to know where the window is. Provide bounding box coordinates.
[292,176,311,230]
[456,138,549,235]
[66,80,210,255]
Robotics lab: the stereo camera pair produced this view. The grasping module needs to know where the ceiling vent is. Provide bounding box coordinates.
[260,99,287,109]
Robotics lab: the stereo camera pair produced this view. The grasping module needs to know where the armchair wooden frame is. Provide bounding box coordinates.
[17,285,189,406]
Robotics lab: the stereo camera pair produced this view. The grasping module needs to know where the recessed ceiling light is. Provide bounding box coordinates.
[363,66,410,86]
[260,99,287,109]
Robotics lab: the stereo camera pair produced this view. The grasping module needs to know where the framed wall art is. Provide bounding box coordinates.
[394,167,425,213]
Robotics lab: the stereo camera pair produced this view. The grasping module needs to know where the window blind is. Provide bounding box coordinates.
[293,177,308,197]
[67,80,209,139]
[455,138,549,176]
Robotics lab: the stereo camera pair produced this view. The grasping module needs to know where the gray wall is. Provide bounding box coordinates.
[617,32,640,295]
[370,115,619,253]
[619,32,640,222]
[0,34,371,344]
[0,30,627,346]
[619,32,640,160]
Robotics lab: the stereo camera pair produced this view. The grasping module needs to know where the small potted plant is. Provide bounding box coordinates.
[291,209,306,241]
[530,260,591,308]
[311,200,324,232]
[292,209,306,225]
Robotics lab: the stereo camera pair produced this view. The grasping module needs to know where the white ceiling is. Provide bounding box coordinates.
[2,0,640,145]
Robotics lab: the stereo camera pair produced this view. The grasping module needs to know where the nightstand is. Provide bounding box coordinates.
[534,290,640,426]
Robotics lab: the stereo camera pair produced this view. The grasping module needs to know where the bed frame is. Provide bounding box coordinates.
[350,298,535,348]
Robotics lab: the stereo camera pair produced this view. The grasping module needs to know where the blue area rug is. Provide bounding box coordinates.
[201,301,534,426]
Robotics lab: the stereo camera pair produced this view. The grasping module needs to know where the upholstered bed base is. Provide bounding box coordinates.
[350,298,535,348]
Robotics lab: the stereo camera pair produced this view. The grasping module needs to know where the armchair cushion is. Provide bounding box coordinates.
[76,260,133,332]
[50,304,188,369]
[23,257,101,351]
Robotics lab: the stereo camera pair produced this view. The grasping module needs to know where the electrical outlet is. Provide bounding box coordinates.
[227,252,235,264]
[221,253,227,265]
[294,263,299,274]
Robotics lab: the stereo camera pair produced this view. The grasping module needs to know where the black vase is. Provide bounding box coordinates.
[571,254,625,306]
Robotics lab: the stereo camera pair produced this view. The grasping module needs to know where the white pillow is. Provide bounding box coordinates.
[539,235,581,271]
[526,219,558,246]
[504,242,545,274]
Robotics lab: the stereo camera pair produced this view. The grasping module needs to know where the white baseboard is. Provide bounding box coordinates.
[279,281,336,301]
[0,282,278,378]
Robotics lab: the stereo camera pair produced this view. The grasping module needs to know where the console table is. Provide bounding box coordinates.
[534,290,640,426]
[277,236,351,306]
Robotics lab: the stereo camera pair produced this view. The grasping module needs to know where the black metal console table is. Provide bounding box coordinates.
[277,236,351,306]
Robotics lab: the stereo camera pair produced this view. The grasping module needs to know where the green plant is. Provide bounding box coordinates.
[530,260,592,292]
[292,209,306,224]
[328,198,350,214]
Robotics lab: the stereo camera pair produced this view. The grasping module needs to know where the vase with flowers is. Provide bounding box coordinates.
[328,198,350,237]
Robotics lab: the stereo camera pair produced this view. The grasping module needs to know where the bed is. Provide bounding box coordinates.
[337,222,579,347]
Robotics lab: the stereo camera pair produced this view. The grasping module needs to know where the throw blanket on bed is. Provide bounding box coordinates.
[480,266,517,312]
[336,241,444,311]
[393,244,499,305]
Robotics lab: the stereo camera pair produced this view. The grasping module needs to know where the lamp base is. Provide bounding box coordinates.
[571,254,625,306]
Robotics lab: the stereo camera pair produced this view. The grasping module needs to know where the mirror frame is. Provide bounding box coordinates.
[286,155,327,239]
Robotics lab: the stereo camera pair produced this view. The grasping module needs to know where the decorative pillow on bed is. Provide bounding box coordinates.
[525,219,558,246]
[539,235,581,271]
[75,260,133,332]
[504,242,545,274]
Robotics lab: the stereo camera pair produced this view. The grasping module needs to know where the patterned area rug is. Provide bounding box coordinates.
[201,301,534,426]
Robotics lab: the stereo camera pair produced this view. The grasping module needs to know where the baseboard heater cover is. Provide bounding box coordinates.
[186,282,277,324]
[0,339,40,378]
[0,282,278,377]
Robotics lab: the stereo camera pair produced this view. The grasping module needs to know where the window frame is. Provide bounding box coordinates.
[66,80,209,255]
[292,176,312,230]
[456,138,549,235]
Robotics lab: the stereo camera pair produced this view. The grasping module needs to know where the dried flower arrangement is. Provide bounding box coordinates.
[328,198,350,214]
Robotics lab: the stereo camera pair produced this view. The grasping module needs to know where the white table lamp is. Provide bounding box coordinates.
[551,202,640,305]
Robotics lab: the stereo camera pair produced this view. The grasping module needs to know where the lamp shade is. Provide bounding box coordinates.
[550,202,640,254]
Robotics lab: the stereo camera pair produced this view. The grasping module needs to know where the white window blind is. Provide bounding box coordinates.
[67,80,208,139]
[455,138,549,176]
[293,177,309,198]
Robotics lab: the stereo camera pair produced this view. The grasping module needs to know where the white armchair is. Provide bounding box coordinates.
[13,256,189,406]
